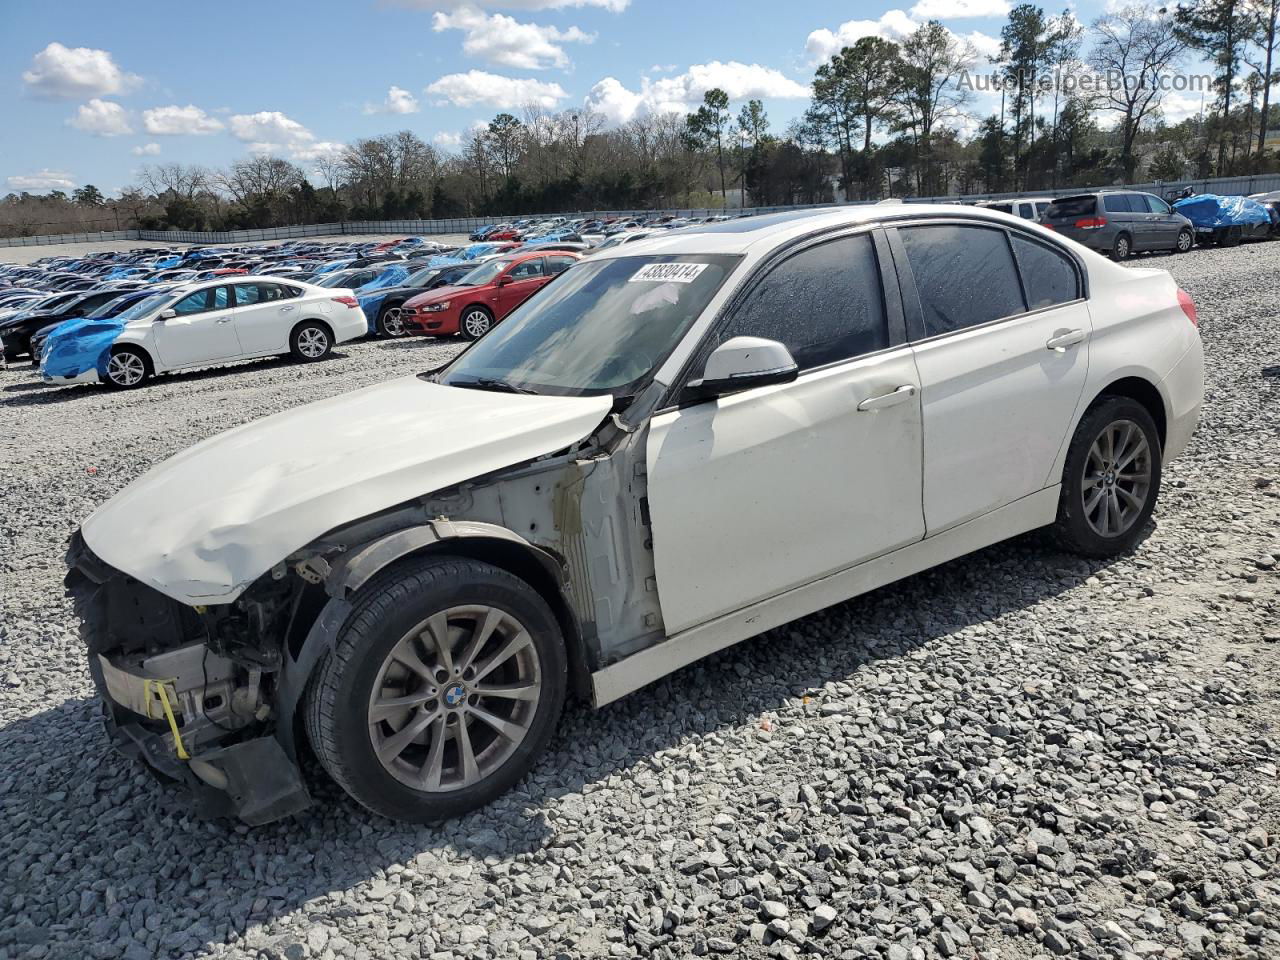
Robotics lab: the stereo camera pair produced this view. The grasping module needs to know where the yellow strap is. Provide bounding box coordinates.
[144,678,190,760]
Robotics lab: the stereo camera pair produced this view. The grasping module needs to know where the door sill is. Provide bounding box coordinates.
[590,486,1060,707]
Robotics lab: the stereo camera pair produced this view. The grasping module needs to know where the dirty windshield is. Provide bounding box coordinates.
[438,254,740,397]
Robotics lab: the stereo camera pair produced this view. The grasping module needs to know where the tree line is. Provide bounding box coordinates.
[3,1,1279,238]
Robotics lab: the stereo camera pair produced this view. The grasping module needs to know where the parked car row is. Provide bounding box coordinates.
[973,188,1279,259]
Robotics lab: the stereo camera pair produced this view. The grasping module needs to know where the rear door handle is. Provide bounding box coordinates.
[216,317,232,324]
[1046,329,1085,352]
[857,384,917,412]
[280,305,294,312]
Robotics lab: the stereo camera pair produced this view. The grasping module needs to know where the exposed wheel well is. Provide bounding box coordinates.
[1093,377,1167,450]
[366,538,591,701]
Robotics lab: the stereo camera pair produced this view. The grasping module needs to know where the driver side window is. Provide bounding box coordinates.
[709,233,889,372]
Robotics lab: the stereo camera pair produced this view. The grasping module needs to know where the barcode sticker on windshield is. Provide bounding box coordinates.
[629,262,708,283]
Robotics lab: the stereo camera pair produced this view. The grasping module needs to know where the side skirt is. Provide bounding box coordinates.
[590,486,1060,707]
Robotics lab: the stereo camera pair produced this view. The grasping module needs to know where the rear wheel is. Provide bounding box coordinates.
[1110,233,1132,260]
[1052,397,1161,557]
[305,555,567,822]
[290,321,332,362]
[459,306,494,340]
[104,347,150,389]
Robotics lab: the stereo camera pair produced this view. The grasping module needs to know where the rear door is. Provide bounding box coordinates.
[151,285,242,368]
[890,220,1091,534]
[231,281,300,355]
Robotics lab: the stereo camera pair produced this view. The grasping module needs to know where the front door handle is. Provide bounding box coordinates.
[857,384,917,412]
[216,317,232,324]
[280,305,294,312]
[1046,329,1085,352]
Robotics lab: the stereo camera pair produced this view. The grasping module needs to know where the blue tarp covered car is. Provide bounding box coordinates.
[1172,194,1272,245]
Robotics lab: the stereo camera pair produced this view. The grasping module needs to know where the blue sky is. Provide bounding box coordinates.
[2,0,1133,196]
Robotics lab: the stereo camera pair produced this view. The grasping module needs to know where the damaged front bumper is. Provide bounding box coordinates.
[67,533,313,825]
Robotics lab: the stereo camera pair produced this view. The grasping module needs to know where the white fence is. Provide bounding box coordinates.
[5,171,1280,250]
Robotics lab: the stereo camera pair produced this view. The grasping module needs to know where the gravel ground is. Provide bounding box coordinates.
[1,243,1277,960]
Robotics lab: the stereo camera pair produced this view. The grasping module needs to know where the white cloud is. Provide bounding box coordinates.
[132,142,161,156]
[291,141,347,171]
[228,111,315,148]
[806,13,997,66]
[7,170,76,192]
[806,11,918,63]
[142,104,225,135]
[68,98,132,136]
[1159,92,1205,123]
[433,130,465,148]
[394,0,628,11]
[909,0,1009,18]
[426,70,568,108]
[365,85,421,114]
[432,7,594,69]
[21,42,139,100]
[585,61,810,125]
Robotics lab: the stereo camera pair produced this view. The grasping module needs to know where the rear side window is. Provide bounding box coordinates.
[717,233,888,370]
[1046,195,1096,219]
[1010,234,1080,309]
[900,225,1025,337]
[547,256,576,275]
[1103,194,1136,213]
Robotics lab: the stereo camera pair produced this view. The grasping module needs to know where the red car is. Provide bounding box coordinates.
[399,250,580,339]
[485,228,523,241]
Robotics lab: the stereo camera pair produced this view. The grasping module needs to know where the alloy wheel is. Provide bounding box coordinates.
[1114,236,1130,258]
[463,311,491,338]
[1177,230,1192,252]
[1081,419,1152,538]
[382,307,405,337]
[106,352,145,386]
[297,327,329,358]
[367,605,542,792]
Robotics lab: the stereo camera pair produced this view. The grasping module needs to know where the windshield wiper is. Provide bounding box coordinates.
[448,376,537,395]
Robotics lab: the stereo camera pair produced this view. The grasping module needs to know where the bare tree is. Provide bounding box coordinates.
[138,163,210,202]
[1089,4,1186,180]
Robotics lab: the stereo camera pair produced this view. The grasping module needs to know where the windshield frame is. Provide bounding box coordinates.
[435,252,743,400]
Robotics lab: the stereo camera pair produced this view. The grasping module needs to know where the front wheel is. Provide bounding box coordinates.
[1052,397,1162,557]
[1175,228,1193,253]
[104,347,151,389]
[459,306,493,340]
[290,321,333,362]
[304,555,567,823]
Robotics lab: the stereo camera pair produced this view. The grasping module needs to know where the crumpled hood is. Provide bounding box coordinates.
[82,377,613,604]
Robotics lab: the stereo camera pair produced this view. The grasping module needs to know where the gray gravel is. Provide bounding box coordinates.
[1,242,1278,960]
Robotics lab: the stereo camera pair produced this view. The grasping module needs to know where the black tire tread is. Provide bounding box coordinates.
[304,554,564,822]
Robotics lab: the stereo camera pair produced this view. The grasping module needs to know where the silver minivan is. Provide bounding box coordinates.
[1042,191,1194,260]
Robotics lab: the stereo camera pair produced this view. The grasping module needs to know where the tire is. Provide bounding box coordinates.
[1222,226,1243,248]
[290,321,333,362]
[459,306,494,340]
[1175,228,1193,254]
[376,304,406,338]
[1110,233,1132,260]
[305,555,567,823]
[1052,396,1162,557]
[104,347,151,389]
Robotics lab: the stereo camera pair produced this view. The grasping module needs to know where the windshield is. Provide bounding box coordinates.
[406,266,443,286]
[85,294,133,319]
[115,292,173,323]
[316,272,353,288]
[439,254,740,398]
[456,258,510,286]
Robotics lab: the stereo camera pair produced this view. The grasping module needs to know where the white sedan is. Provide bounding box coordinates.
[40,276,367,388]
[67,205,1203,823]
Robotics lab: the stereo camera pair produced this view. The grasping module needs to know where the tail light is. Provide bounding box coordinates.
[331,296,359,308]
[1074,217,1108,230]
[1176,288,1198,326]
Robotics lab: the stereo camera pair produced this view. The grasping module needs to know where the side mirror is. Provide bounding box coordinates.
[157,308,176,320]
[686,336,798,400]
[497,275,513,286]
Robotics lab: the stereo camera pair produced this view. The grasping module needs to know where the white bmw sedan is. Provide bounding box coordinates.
[40,276,367,388]
[66,206,1203,823]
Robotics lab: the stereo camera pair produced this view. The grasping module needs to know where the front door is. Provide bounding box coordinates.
[646,230,926,635]
[151,285,241,368]
[891,221,1091,534]
[493,258,547,318]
